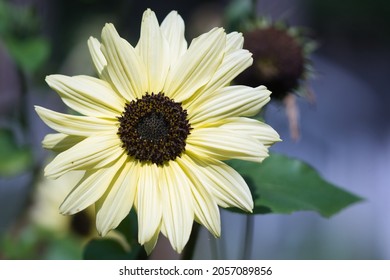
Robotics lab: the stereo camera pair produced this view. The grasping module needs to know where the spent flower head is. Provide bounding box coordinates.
[35,9,280,254]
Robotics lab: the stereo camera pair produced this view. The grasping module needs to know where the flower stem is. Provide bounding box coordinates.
[181,223,200,260]
[242,214,255,259]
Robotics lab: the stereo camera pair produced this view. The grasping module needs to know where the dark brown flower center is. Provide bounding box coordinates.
[117,93,191,165]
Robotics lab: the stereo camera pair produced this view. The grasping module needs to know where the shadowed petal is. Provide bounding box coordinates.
[42,133,85,152]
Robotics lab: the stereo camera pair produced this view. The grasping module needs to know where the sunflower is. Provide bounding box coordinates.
[35,9,280,254]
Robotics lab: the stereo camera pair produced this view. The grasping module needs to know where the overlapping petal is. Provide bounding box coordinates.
[46,75,124,118]
[60,154,127,215]
[187,157,253,212]
[42,133,84,152]
[213,117,281,146]
[44,134,123,179]
[164,28,226,102]
[178,155,221,237]
[101,23,148,100]
[87,37,107,78]
[35,106,117,136]
[95,159,138,236]
[187,127,269,162]
[188,85,270,125]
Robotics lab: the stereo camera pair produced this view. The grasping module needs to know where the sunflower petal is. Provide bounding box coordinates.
[144,228,161,255]
[164,28,226,102]
[46,75,124,118]
[96,158,138,236]
[35,106,117,136]
[187,49,253,107]
[160,10,187,66]
[212,117,281,146]
[136,9,170,93]
[44,134,123,179]
[226,31,244,53]
[101,23,148,100]
[178,155,221,237]
[42,133,84,152]
[136,164,162,245]
[160,160,194,253]
[87,37,107,78]
[187,127,269,162]
[189,157,253,212]
[60,155,127,215]
[189,85,270,125]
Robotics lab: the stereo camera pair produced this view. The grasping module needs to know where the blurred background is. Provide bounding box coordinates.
[0,0,389,259]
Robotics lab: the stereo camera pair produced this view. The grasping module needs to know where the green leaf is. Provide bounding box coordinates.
[228,153,362,217]
[83,210,147,260]
[0,128,33,177]
[224,0,253,31]
[4,37,50,73]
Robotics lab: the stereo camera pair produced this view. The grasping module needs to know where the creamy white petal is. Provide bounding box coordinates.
[42,133,84,152]
[44,134,123,179]
[164,28,226,102]
[87,37,108,79]
[177,155,221,237]
[96,158,138,236]
[160,160,194,253]
[136,9,170,93]
[136,163,162,245]
[188,85,270,125]
[160,10,187,66]
[212,117,281,146]
[187,127,269,162]
[144,228,161,255]
[60,155,127,215]
[101,23,147,100]
[226,31,244,53]
[186,49,253,108]
[46,75,124,118]
[187,157,253,212]
[35,106,117,136]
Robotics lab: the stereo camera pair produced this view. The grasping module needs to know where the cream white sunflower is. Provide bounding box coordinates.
[35,9,280,254]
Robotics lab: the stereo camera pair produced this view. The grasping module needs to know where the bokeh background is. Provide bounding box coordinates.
[1,0,389,259]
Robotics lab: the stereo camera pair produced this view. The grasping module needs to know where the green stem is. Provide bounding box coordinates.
[209,232,219,259]
[16,67,29,138]
[251,0,259,20]
[181,223,200,260]
[242,214,255,259]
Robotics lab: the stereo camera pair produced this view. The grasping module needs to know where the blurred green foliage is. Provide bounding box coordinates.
[0,129,32,177]
[0,0,50,73]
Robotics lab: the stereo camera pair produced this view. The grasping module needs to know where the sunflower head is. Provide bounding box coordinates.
[235,21,315,101]
[35,9,280,254]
